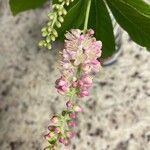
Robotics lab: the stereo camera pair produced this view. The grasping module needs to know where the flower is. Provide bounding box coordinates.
[46,29,102,150]
[55,29,102,97]
[55,76,69,94]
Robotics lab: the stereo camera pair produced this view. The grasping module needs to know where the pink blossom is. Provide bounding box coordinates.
[55,76,69,94]
[73,105,83,112]
[67,132,75,139]
[51,116,59,124]
[68,121,76,127]
[69,112,77,119]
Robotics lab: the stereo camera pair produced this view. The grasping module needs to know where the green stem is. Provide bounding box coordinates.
[83,0,92,32]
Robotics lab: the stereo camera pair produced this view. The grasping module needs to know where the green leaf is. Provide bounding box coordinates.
[55,0,88,39]
[106,0,150,49]
[89,0,116,58]
[9,0,48,15]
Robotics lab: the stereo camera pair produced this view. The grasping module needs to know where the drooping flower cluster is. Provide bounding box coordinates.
[56,29,102,97]
[45,29,102,150]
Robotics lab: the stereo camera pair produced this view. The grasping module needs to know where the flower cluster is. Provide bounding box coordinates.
[44,101,82,150]
[39,0,74,49]
[45,29,102,150]
[56,29,102,97]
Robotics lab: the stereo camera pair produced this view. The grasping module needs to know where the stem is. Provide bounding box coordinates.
[83,0,92,32]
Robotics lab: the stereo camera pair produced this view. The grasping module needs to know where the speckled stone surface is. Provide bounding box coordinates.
[0,0,150,150]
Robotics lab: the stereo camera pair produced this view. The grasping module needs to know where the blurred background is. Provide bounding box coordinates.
[0,0,150,150]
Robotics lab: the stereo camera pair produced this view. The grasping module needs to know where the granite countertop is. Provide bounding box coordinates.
[0,0,150,150]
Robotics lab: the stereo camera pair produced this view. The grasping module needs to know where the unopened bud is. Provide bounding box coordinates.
[73,105,83,112]
[52,29,58,37]
[41,27,47,32]
[51,116,59,124]
[66,2,69,6]
[62,9,67,15]
[66,100,72,108]
[47,43,52,50]
[48,27,52,32]
[51,35,56,41]
[38,40,44,47]
[68,121,76,127]
[69,112,77,119]
[56,21,61,28]
[67,132,75,139]
[48,13,54,20]
[58,16,64,23]
[55,4,60,10]
[58,10,63,16]
[42,31,47,37]
[46,36,51,43]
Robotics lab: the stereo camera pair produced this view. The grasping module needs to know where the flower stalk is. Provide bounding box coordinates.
[83,0,92,32]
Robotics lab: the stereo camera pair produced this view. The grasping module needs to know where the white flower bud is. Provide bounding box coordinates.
[48,27,52,32]
[66,2,69,6]
[47,43,52,50]
[58,10,63,16]
[55,4,60,10]
[62,8,67,15]
[56,21,61,28]
[48,13,54,20]
[42,31,47,37]
[58,16,64,23]
[51,35,56,41]
[46,36,51,43]
[47,22,52,26]
[38,40,44,47]
[52,29,58,37]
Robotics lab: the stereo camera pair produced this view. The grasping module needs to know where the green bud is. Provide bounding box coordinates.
[52,4,56,9]
[52,29,58,37]
[46,36,51,43]
[51,35,56,41]
[58,10,63,16]
[55,4,60,10]
[66,2,70,6]
[48,27,52,32]
[56,21,61,28]
[41,27,47,32]
[44,42,47,47]
[38,40,44,47]
[47,43,52,50]
[42,31,47,37]
[58,0,63,2]
[48,13,54,20]
[47,22,52,26]
[62,8,67,15]
[58,16,64,23]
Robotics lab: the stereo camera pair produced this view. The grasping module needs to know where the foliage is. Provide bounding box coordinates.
[9,0,150,58]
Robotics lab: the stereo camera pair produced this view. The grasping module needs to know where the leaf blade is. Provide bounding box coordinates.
[89,0,116,58]
[9,0,48,15]
[106,0,150,49]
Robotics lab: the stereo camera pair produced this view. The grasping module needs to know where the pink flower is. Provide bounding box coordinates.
[55,76,69,94]
[59,138,69,146]
[51,116,59,124]
[68,121,76,127]
[79,90,89,97]
[67,132,76,139]
[69,112,77,119]
[66,100,73,108]
[73,105,83,112]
